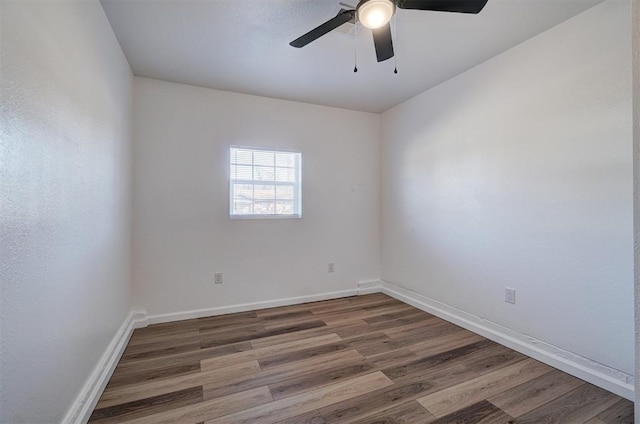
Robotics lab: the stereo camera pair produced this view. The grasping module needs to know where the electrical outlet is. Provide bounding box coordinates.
[214,272,223,284]
[505,287,516,304]
[328,262,335,273]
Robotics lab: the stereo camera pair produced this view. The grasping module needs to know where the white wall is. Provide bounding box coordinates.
[0,1,133,422]
[381,0,633,382]
[132,77,380,316]
[632,0,640,414]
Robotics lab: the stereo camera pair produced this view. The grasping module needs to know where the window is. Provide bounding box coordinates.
[230,146,302,218]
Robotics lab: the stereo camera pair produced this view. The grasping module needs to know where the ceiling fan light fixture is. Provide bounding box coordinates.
[358,0,395,30]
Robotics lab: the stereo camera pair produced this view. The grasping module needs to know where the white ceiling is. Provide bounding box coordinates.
[101,0,603,113]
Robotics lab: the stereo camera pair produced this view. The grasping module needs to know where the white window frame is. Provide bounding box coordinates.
[229,146,302,219]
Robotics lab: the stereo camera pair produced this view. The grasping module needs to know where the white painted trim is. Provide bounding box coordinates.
[380,280,635,401]
[357,279,382,295]
[145,288,363,325]
[132,309,150,329]
[61,310,147,424]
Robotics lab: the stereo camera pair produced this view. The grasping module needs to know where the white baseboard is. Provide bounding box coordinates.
[380,280,634,401]
[61,310,147,424]
[357,279,382,295]
[144,288,366,325]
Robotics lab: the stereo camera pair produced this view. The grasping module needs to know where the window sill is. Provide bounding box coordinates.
[230,214,302,220]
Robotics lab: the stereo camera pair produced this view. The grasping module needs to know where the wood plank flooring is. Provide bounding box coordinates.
[90,293,633,423]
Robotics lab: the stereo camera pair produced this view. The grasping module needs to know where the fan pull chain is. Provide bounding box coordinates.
[353,23,358,72]
[393,14,398,74]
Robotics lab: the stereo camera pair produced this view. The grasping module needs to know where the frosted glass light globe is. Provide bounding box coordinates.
[358,0,395,29]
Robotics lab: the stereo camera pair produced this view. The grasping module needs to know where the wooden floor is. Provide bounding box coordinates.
[90,293,633,423]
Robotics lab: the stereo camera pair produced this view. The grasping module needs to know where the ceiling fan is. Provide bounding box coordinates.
[290,0,489,63]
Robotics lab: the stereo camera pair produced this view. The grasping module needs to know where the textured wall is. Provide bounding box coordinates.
[0,1,133,422]
[632,0,640,415]
[132,77,380,316]
[381,0,632,377]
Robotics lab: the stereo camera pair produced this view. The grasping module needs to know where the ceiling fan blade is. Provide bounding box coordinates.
[290,10,355,48]
[372,23,394,62]
[396,0,488,14]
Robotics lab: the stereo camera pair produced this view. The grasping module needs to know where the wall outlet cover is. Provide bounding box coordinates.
[505,287,516,304]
